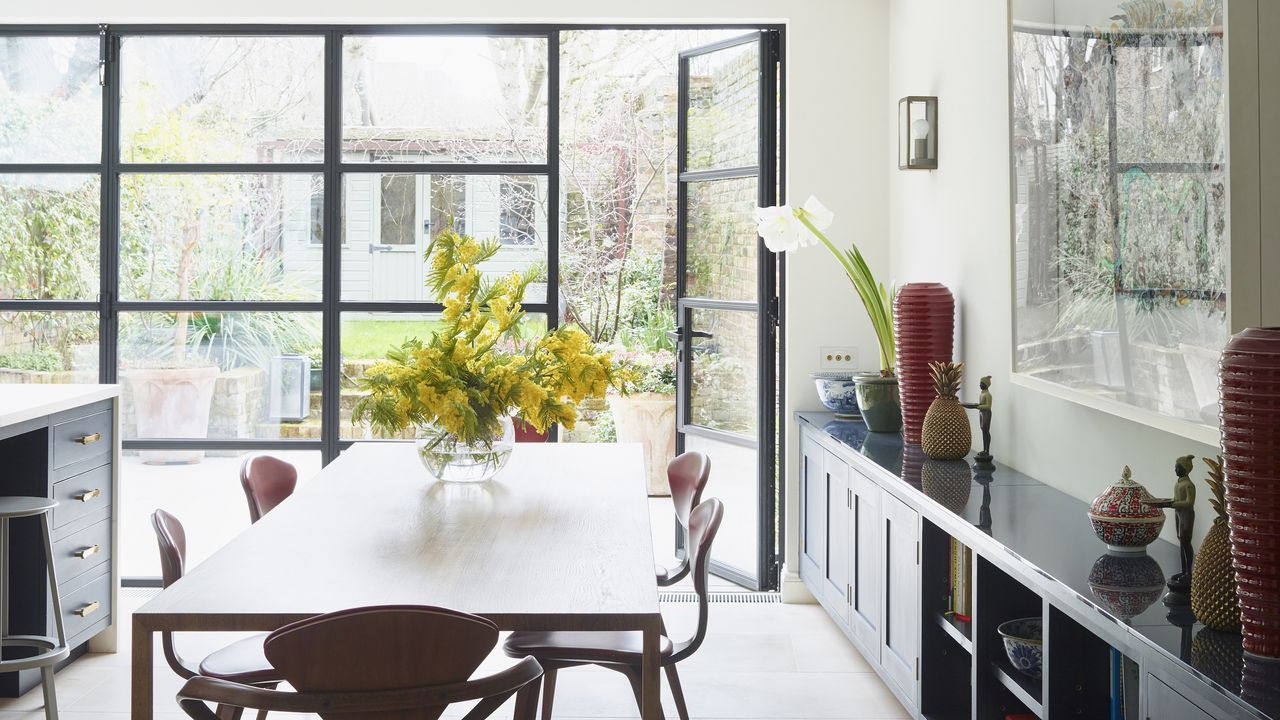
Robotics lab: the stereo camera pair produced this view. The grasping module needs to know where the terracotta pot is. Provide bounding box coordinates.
[1220,327,1280,659]
[893,283,954,444]
[123,365,220,464]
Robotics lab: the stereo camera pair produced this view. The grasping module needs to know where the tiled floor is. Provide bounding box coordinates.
[0,503,908,720]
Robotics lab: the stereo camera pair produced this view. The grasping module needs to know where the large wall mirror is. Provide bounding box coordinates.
[1010,0,1227,439]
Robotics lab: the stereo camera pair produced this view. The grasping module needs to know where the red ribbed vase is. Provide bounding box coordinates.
[894,283,954,445]
[1221,327,1280,659]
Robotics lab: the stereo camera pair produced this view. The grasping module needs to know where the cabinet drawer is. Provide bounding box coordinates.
[52,411,112,470]
[52,464,112,530]
[52,519,111,588]
[58,568,111,642]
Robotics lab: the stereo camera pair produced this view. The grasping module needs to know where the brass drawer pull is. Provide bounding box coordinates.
[73,601,100,618]
[74,432,102,445]
[73,544,100,560]
[74,489,102,502]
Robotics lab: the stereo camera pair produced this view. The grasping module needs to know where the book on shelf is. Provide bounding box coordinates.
[948,537,973,622]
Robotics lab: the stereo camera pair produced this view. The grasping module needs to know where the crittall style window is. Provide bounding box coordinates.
[0,25,782,588]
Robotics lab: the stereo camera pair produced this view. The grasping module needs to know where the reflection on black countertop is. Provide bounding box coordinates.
[798,411,1280,719]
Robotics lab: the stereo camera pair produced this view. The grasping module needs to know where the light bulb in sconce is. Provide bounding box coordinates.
[911,117,930,162]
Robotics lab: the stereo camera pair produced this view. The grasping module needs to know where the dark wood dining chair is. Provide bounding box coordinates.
[176,605,544,720]
[503,497,724,720]
[656,451,711,587]
[239,455,298,523]
[152,510,282,719]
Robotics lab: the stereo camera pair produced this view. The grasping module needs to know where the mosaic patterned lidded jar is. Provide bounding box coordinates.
[1088,466,1166,553]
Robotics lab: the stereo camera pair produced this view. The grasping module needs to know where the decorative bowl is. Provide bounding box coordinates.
[811,372,862,418]
[997,617,1043,679]
[1088,466,1166,553]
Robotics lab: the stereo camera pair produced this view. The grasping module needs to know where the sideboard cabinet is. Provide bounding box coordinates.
[798,411,1276,720]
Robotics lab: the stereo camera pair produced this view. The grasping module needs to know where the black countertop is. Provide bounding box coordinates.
[797,411,1280,719]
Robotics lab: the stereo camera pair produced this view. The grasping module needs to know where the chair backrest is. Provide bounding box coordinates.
[667,451,711,531]
[151,509,197,679]
[263,605,501,720]
[240,454,298,523]
[671,498,724,663]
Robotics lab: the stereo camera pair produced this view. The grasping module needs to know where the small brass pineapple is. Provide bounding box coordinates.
[1192,456,1241,633]
[922,458,973,513]
[921,361,972,460]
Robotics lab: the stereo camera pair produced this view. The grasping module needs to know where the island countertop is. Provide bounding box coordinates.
[0,384,120,428]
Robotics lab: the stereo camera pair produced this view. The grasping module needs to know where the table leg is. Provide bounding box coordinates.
[132,617,153,720]
[641,626,663,720]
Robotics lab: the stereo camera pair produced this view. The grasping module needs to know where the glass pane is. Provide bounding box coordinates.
[1010,1,1228,427]
[686,39,758,172]
[340,312,548,439]
[120,449,321,577]
[340,174,548,302]
[119,173,323,301]
[0,174,100,300]
[685,177,758,301]
[342,36,548,164]
[119,36,325,163]
[689,306,758,435]
[685,433,758,575]
[0,311,98,383]
[0,36,102,163]
[118,311,322,440]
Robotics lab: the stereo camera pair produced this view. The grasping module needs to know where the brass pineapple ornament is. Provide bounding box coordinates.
[1192,456,1241,633]
[922,458,973,514]
[921,361,972,460]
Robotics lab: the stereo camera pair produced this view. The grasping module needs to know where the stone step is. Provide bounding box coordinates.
[308,389,369,413]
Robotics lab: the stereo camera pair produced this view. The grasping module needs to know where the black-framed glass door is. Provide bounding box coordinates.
[675,31,780,591]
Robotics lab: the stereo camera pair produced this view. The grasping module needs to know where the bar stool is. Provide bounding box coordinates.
[0,497,68,719]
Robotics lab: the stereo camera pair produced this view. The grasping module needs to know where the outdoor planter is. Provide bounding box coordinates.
[609,392,677,496]
[123,365,220,464]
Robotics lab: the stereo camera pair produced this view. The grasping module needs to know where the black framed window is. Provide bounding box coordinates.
[0,22,783,585]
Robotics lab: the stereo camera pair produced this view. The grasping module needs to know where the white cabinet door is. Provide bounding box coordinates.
[798,432,825,588]
[822,450,851,625]
[850,469,882,657]
[881,492,920,704]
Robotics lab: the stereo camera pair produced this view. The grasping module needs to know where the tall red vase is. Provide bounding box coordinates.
[894,283,954,445]
[1220,327,1280,659]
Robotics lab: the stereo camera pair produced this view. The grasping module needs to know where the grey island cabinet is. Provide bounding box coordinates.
[0,385,119,697]
[797,411,1275,720]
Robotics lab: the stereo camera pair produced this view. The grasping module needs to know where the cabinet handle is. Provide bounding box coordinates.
[73,544,100,560]
[74,432,102,445]
[73,601,100,618]
[74,489,102,502]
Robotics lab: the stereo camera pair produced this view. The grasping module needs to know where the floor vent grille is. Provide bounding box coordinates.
[659,592,781,604]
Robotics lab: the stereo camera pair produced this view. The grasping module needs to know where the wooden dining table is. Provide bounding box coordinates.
[131,441,665,719]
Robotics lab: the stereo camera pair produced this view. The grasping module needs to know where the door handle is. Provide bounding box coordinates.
[73,601,100,618]
[74,489,102,502]
[74,544,100,560]
[75,432,101,445]
[368,243,393,254]
[668,328,714,341]
[689,330,713,340]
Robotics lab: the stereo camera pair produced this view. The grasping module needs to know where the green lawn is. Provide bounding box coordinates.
[340,315,549,360]
[341,318,445,360]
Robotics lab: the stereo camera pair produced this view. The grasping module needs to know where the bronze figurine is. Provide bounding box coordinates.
[963,375,993,466]
[1152,455,1197,599]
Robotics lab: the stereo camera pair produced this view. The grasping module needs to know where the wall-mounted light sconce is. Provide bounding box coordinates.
[899,96,938,170]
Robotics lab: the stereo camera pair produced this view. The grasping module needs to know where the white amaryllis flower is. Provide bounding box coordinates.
[755,195,834,252]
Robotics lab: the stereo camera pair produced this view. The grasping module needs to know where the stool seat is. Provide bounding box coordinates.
[0,635,70,672]
[0,497,57,518]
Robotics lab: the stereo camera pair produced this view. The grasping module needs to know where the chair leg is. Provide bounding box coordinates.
[215,704,244,720]
[40,665,57,720]
[665,664,689,720]
[540,667,557,720]
[619,666,644,710]
[513,678,541,720]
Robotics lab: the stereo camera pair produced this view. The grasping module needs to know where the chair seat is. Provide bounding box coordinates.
[504,630,673,666]
[197,633,280,685]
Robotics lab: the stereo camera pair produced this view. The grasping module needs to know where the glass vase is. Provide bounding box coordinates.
[415,416,515,483]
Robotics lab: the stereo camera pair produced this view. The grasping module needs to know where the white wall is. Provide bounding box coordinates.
[6,0,892,599]
[886,0,1223,546]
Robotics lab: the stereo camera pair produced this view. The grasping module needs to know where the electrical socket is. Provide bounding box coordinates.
[819,346,858,371]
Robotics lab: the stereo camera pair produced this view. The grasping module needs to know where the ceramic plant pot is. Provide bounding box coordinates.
[893,283,954,445]
[853,375,902,432]
[1220,327,1280,659]
[997,617,1043,679]
[609,393,677,496]
[1087,466,1166,553]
